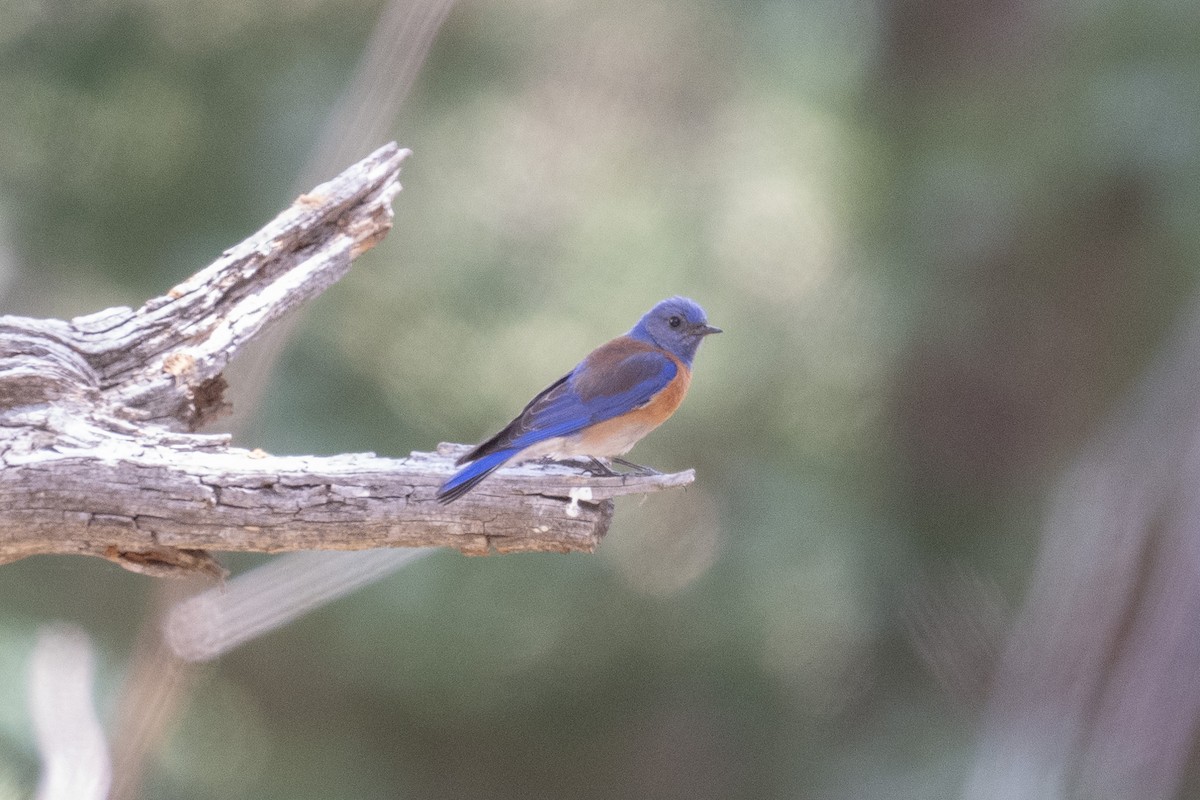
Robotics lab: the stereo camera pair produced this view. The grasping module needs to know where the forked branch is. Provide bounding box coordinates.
[0,143,693,577]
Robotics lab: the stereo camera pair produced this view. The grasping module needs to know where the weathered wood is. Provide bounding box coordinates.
[0,143,694,577]
[0,438,693,571]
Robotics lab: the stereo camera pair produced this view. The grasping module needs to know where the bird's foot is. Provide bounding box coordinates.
[610,457,661,476]
[541,456,618,477]
[583,457,622,477]
[553,457,661,478]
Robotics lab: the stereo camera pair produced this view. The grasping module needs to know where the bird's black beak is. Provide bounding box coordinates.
[696,323,722,336]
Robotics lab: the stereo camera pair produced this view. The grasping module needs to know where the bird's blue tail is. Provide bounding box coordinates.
[436,449,516,503]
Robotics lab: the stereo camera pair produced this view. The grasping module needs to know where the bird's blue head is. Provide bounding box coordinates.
[628,296,721,366]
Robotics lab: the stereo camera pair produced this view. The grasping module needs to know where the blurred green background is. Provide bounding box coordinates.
[1,0,1198,797]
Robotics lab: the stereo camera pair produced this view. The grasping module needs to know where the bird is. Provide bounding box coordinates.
[436,296,721,503]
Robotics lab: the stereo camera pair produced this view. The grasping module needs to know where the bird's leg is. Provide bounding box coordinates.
[542,456,620,477]
[611,457,661,476]
[544,456,653,478]
[583,456,621,477]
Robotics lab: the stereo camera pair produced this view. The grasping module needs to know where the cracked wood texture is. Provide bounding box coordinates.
[0,143,694,577]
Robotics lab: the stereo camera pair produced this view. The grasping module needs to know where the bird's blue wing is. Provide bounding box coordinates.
[510,349,677,448]
[460,340,678,460]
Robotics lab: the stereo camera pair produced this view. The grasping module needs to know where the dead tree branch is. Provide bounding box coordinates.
[0,143,694,577]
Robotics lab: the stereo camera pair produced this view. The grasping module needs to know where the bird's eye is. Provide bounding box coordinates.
[668,315,683,329]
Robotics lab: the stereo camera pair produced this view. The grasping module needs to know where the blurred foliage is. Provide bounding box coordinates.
[1,0,1198,797]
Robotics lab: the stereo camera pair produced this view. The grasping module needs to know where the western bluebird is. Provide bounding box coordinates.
[437,296,721,503]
